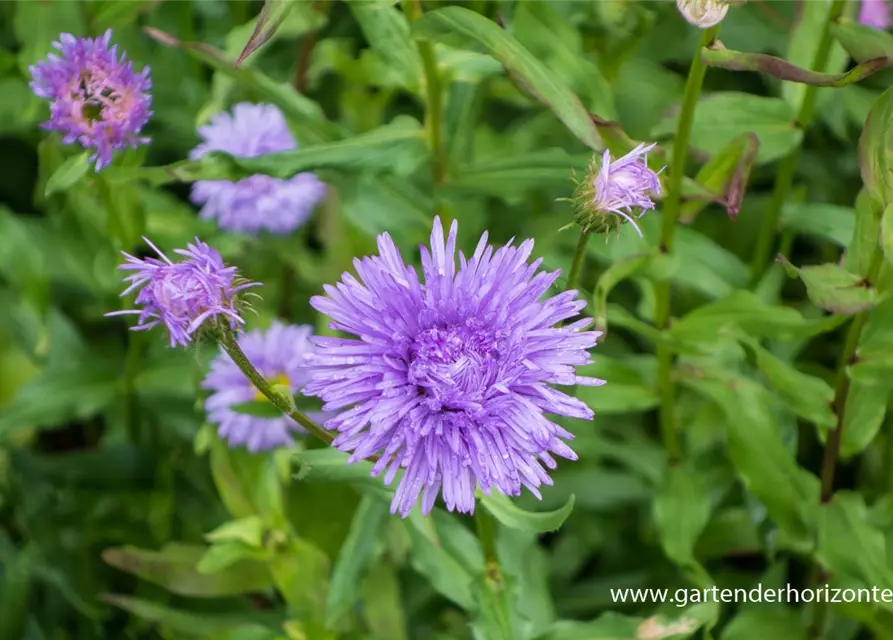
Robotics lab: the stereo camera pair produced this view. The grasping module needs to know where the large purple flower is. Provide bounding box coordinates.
[189,103,327,235]
[106,237,258,348]
[861,0,892,29]
[29,30,152,170]
[203,322,317,451]
[305,217,604,517]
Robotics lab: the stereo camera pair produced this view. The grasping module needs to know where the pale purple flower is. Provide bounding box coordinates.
[304,217,604,517]
[860,0,892,29]
[106,237,259,348]
[203,322,318,451]
[29,30,152,170]
[189,103,327,235]
[591,143,663,237]
[676,0,730,28]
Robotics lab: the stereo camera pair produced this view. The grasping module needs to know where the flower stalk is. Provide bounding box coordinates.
[654,25,719,465]
[216,325,334,445]
[565,230,591,293]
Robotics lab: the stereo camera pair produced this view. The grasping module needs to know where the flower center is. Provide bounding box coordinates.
[150,270,211,321]
[407,323,502,411]
[254,373,291,402]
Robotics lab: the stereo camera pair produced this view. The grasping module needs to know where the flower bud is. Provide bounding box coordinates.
[676,0,730,28]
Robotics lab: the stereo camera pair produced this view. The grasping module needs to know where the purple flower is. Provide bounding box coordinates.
[189,103,327,235]
[29,30,152,170]
[860,0,892,29]
[589,143,663,238]
[304,217,604,517]
[106,237,259,348]
[203,322,318,451]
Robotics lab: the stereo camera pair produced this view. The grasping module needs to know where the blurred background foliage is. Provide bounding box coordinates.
[1,0,893,639]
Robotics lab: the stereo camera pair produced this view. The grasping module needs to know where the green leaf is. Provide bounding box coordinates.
[205,516,265,548]
[670,290,812,344]
[859,84,893,207]
[450,150,589,200]
[143,26,338,145]
[850,298,893,384]
[683,372,819,547]
[471,569,524,640]
[497,529,555,637]
[738,337,836,431]
[403,511,479,609]
[236,0,297,66]
[293,448,394,499]
[480,493,575,534]
[267,538,330,618]
[653,467,712,587]
[102,543,274,597]
[412,6,603,150]
[721,608,805,640]
[832,19,893,63]
[653,93,801,165]
[0,548,32,640]
[816,492,893,590]
[840,380,890,457]
[208,433,285,523]
[593,252,659,332]
[783,0,849,109]
[102,595,282,637]
[197,541,266,575]
[350,0,422,92]
[105,117,426,185]
[781,203,855,248]
[538,605,716,640]
[325,495,389,626]
[679,133,759,223]
[846,190,883,278]
[701,45,887,88]
[360,561,408,640]
[779,258,881,315]
[0,364,119,442]
[574,382,660,414]
[230,400,284,419]
[44,153,91,197]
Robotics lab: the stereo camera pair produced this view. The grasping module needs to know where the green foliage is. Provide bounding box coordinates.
[2,1,893,639]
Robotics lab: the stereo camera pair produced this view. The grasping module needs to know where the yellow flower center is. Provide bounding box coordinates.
[254,373,291,402]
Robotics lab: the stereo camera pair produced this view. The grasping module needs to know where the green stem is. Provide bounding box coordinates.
[807,244,883,639]
[565,230,590,292]
[474,509,512,639]
[217,327,334,445]
[749,0,847,283]
[653,26,718,466]
[404,0,446,184]
[123,331,144,444]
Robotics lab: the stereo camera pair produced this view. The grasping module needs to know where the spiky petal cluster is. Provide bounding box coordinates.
[575,143,663,238]
[203,322,318,451]
[106,237,258,348]
[189,103,327,235]
[304,217,604,517]
[29,30,152,170]
[860,0,892,29]
[676,0,730,28]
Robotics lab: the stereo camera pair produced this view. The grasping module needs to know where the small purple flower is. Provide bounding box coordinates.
[860,0,892,29]
[29,30,152,170]
[305,217,604,517]
[189,103,327,235]
[203,322,318,452]
[590,143,663,237]
[106,237,259,348]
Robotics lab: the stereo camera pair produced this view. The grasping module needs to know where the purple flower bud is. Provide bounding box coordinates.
[29,30,152,170]
[304,217,605,517]
[203,322,322,451]
[860,0,892,29]
[106,237,259,348]
[574,143,664,237]
[189,103,327,235]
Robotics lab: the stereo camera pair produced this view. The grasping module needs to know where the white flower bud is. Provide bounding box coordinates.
[676,0,730,28]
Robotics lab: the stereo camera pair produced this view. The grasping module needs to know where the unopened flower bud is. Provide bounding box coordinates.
[676,0,730,28]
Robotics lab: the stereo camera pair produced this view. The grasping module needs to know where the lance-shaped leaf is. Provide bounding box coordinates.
[832,20,893,62]
[411,6,602,150]
[480,493,575,533]
[859,85,893,208]
[702,44,890,87]
[350,0,422,92]
[779,257,882,315]
[680,133,758,222]
[143,26,338,145]
[236,0,297,67]
[592,252,661,333]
